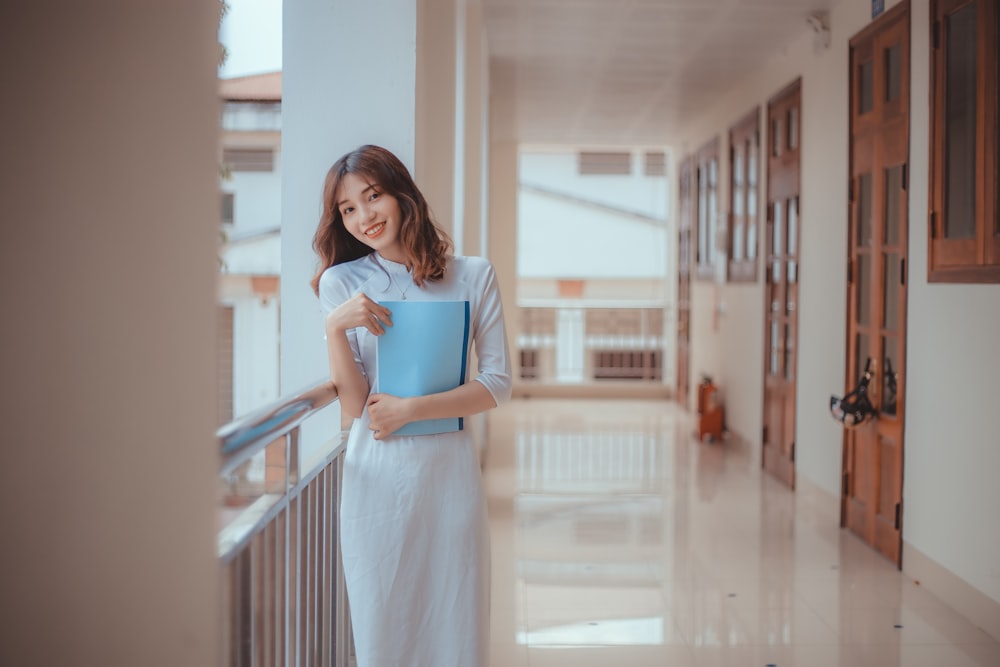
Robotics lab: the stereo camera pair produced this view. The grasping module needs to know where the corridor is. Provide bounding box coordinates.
[484,399,1000,667]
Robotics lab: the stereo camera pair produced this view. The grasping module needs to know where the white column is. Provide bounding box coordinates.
[556,308,587,383]
[1,2,220,665]
[281,0,419,443]
[463,0,490,258]
[416,0,459,242]
[488,60,519,387]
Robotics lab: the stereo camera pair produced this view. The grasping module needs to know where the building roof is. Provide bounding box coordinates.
[219,71,281,102]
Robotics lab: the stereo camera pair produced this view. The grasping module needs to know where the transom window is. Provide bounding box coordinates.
[728,108,761,282]
[695,138,720,280]
[928,0,1000,282]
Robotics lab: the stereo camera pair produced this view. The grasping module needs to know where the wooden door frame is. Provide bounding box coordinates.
[676,155,694,408]
[841,0,910,568]
[761,78,802,489]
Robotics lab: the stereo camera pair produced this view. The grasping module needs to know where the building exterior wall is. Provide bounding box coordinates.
[220,101,283,419]
[517,150,670,281]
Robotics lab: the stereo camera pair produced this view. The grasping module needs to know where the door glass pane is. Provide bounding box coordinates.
[772,117,782,157]
[787,260,798,284]
[748,138,758,183]
[770,321,781,376]
[734,185,744,216]
[882,336,899,417]
[856,333,870,378]
[682,230,690,271]
[733,221,745,260]
[788,107,799,151]
[884,165,902,246]
[857,253,871,326]
[787,197,798,254]
[883,252,900,332]
[858,173,873,246]
[698,167,708,262]
[747,207,758,260]
[944,4,978,240]
[785,324,794,380]
[771,262,783,312]
[769,262,785,315]
[709,159,718,262]
[859,60,874,114]
[786,277,796,315]
[886,43,902,102]
[734,148,744,185]
[772,201,783,255]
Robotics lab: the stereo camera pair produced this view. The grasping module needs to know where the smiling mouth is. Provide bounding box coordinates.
[364,222,386,238]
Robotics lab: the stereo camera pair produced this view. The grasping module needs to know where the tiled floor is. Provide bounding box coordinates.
[485,398,1000,667]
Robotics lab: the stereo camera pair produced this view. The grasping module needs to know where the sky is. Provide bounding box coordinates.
[218,0,282,78]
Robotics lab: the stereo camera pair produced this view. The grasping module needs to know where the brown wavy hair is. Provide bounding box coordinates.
[310,145,452,295]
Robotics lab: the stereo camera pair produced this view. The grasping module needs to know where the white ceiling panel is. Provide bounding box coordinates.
[482,0,839,145]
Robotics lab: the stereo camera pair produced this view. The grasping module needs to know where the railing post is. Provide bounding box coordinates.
[335,455,349,667]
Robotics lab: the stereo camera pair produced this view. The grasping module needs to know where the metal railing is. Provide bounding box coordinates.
[518,306,667,383]
[217,380,353,667]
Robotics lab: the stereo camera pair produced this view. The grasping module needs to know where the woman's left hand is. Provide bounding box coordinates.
[366,393,415,440]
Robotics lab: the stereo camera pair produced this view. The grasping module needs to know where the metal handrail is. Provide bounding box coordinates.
[217,379,338,476]
[217,378,352,665]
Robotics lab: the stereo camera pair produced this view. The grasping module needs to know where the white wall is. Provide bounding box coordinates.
[902,0,1000,609]
[676,0,1000,614]
[678,0,862,485]
[520,151,671,219]
[232,297,281,416]
[227,166,282,235]
[0,2,220,665]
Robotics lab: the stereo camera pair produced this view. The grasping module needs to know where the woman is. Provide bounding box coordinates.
[311,144,512,667]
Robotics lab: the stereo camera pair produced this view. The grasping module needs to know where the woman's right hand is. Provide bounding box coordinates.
[325,293,393,336]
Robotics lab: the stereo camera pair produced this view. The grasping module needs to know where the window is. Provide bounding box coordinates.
[577,151,631,175]
[928,0,1000,282]
[223,147,275,172]
[727,108,760,282]
[217,306,234,426]
[644,151,666,176]
[221,192,234,225]
[695,138,720,280]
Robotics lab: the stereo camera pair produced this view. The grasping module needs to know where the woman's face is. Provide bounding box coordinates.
[335,172,404,262]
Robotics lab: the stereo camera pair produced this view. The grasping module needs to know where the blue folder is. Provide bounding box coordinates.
[375,300,471,436]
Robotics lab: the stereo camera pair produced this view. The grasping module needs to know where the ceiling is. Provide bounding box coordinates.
[481,0,837,146]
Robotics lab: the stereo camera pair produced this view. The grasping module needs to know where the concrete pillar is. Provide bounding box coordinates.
[462,1,490,258]
[489,60,520,389]
[281,0,420,443]
[0,2,220,665]
[416,0,458,241]
[556,308,587,383]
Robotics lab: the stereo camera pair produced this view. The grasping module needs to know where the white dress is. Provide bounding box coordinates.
[318,253,512,667]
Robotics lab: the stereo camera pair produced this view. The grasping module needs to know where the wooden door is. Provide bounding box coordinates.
[843,2,910,567]
[762,80,802,488]
[676,156,694,408]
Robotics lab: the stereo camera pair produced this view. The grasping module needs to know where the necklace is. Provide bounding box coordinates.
[374,253,412,300]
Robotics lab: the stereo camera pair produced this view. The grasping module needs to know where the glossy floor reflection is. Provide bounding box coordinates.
[485,399,1000,667]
